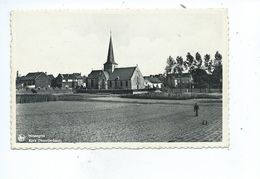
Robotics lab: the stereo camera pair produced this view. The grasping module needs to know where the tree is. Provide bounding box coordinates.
[184,52,195,93]
[184,52,206,92]
[164,56,176,95]
[185,52,194,68]
[195,52,203,69]
[173,56,185,93]
[165,56,175,75]
[204,54,211,71]
[192,69,208,90]
[212,51,223,89]
[193,52,204,91]
[164,51,223,94]
[214,51,222,67]
[204,54,213,92]
[174,56,184,73]
[212,66,222,89]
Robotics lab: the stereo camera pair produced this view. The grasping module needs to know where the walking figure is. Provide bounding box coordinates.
[194,103,199,117]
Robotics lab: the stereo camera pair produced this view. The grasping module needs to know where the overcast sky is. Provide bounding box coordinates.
[12,10,228,77]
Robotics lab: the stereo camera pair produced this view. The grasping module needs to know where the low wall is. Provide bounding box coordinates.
[164,88,222,93]
[122,92,222,100]
[75,88,154,94]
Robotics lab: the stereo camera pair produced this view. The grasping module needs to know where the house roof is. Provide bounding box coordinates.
[72,73,83,79]
[87,70,109,80]
[22,72,46,81]
[47,74,55,80]
[144,76,162,83]
[108,67,136,81]
[16,76,25,83]
[59,73,83,80]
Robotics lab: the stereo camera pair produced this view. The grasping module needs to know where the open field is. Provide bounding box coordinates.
[16,98,222,142]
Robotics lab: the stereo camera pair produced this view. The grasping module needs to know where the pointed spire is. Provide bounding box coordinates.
[106,32,117,65]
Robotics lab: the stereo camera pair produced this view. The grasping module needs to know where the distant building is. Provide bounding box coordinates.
[16,73,25,89]
[87,70,109,89]
[166,73,193,88]
[54,73,84,88]
[18,72,50,88]
[47,74,55,87]
[108,67,144,90]
[86,34,145,90]
[72,73,85,87]
[144,76,163,89]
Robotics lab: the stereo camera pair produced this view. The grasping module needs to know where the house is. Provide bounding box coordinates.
[16,76,25,89]
[166,73,193,88]
[54,73,84,88]
[18,72,50,88]
[72,73,85,87]
[144,76,163,89]
[47,74,55,87]
[86,34,145,90]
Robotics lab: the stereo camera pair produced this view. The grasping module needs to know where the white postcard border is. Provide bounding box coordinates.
[10,9,229,149]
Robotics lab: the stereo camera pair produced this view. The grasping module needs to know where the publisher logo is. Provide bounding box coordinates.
[17,134,26,142]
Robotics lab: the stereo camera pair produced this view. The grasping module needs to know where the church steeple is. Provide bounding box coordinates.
[107,32,117,64]
[104,32,118,74]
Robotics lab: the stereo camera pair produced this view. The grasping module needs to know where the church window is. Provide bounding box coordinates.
[126,81,128,87]
[120,81,123,87]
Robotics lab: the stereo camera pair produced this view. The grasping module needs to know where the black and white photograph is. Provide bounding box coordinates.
[2,1,260,179]
[11,10,228,148]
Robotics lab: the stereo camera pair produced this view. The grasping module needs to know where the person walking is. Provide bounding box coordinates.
[194,103,199,117]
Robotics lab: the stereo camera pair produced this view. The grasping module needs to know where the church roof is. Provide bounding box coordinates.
[87,70,109,80]
[109,67,137,81]
[104,34,118,65]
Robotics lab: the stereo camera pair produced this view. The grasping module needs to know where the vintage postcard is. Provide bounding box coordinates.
[11,9,229,149]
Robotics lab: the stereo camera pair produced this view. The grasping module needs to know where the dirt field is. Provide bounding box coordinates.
[16,98,222,142]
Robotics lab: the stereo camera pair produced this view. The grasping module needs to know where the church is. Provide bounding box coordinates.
[86,34,145,90]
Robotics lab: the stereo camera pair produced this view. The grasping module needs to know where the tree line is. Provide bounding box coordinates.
[164,51,223,92]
